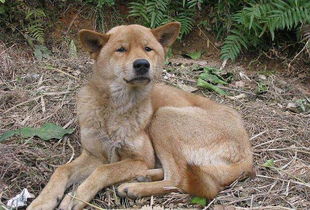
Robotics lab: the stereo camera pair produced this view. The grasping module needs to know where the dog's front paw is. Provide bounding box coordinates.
[58,192,84,210]
[117,183,143,199]
[27,197,59,210]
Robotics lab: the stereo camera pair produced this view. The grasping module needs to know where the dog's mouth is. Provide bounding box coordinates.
[123,77,151,85]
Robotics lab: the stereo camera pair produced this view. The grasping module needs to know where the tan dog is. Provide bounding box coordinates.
[27,22,254,210]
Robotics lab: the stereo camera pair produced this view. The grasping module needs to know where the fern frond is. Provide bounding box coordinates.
[129,0,169,28]
[25,8,46,20]
[221,0,310,61]
[27,22,45,44]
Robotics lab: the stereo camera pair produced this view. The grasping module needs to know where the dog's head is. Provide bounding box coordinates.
[79,22,180,88]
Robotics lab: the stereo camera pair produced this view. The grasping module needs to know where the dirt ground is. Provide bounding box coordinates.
[0,33,310,210]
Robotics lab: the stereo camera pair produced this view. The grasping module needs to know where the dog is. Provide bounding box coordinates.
[27,22,254,210]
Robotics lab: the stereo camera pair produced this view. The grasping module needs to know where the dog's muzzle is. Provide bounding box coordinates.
[123,77,151,86]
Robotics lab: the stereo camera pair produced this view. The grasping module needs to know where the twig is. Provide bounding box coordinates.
[3,96,41,114]
[250,130,268,141]
[44,66,79,80]
[219,86,257,96]
[288,39,310,67]
[253,137,282,148]
[203,198,216,209]
[257,174,310,188]
[197,26,220,51]
[43,91,72,96]
[0,44,16,56]
[257,146,310,152]
[261,180,278,205]
[65,4,86,34]
[68,193,104,210]
[63,118,75,129]
[40,96,46,113]
[66,138,75,164]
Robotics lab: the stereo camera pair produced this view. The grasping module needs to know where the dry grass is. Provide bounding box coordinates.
[0,42,309,209]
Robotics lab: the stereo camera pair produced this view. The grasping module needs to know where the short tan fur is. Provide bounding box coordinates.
[28,22,254,210]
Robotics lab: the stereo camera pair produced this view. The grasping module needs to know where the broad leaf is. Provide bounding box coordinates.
[199,72,228,85]
[0,130,19,142]
[20,127,37,138]
[197,78,227,95]
[36,123,74,140]
[0,123,74,142]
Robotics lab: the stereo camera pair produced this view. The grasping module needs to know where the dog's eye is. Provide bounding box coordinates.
[145,47,153,52]
[116,47,126,52]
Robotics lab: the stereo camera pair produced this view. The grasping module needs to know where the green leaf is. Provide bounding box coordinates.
[0,0,5,3]
[34,47,43,60]
[20,127,37,138]
[197,78,227,95]
[191,196,207,206]
[35,123,74,141]
[199,73,228,85]
[186,51,202,60]
[263,159,275,168]
[256,82,268,94]
[203,66,220,73]
[0,130,19,142]
[0,123,74,142]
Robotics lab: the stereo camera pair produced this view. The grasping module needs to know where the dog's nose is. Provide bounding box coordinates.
[133,59,150,75]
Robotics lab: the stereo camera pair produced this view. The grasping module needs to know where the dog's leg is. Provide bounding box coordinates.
[58,159,149,210]
[118,180,179,198]
[136,168,164,182]
[27,150,102,210]
[118,151,181,198]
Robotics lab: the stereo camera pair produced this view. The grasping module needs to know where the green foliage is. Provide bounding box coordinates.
[197,66,233,95]
[34,44,51,60]
[186,51,202,60]
[295,98,310,113]
[262,159,275,168]
[85,0,116,8]
[191,196,207,206]
[0,123,74,142]
[25,8,46,44]
[256,81,268,94]
[129,0,202,37]
[0,0,49,58]
[129,0,170,28]
[220,0,310,61]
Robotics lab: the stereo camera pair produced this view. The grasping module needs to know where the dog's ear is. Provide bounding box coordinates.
[151,22,180,49]
[79,29,110,59]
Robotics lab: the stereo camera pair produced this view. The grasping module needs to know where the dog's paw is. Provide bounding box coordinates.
[27,197,59,210]
[58,193,75,210]
[58,192,85,210]
[117,183,143,199]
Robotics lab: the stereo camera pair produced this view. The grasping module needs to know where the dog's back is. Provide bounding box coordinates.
[147,84,254,198]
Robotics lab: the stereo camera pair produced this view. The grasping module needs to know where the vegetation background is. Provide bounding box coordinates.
[0,0,309,63]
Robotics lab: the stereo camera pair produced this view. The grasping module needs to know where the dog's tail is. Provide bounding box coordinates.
[182,161,255,199]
